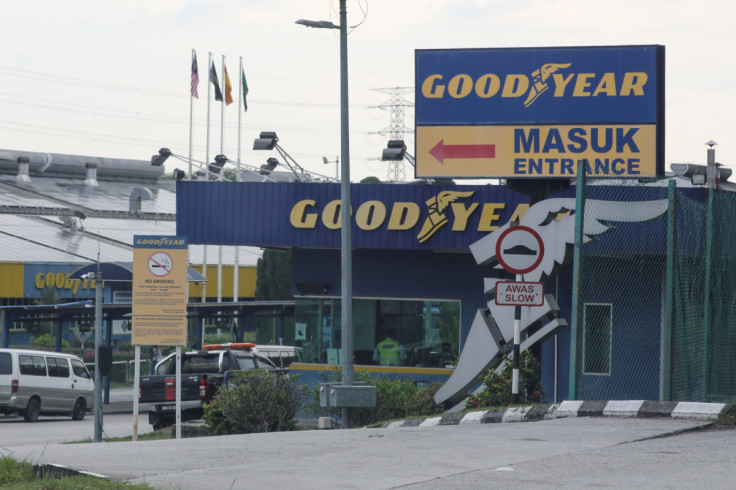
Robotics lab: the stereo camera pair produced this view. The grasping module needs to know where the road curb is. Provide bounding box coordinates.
[376,400,732,428]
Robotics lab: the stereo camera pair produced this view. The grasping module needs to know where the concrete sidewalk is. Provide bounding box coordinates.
[5,417,729,489]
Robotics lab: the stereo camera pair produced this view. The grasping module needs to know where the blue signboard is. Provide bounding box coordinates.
[177,182,536,250]
[414,45,665,179]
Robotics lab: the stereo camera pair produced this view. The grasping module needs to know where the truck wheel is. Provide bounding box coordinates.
[24,398,40,422]
[71,399,87,420]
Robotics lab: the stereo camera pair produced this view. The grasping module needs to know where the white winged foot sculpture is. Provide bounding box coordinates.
[434,197,669,406]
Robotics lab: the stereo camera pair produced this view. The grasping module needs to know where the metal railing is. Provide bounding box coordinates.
[85,360,153,386]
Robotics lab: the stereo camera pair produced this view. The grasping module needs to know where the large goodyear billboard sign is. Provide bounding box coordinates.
[177,181,670,255]
[415,45,665,179]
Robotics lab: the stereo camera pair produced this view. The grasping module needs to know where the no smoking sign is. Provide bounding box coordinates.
[148,252,173,277]
[495,225,544,275]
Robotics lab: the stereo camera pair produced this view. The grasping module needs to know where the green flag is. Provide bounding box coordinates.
[241,69,249,112]
[210,62,222,102]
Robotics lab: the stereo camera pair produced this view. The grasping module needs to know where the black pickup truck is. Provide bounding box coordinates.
[138,343,278,429]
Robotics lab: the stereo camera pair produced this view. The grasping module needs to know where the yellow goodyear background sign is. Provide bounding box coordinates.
[132,235,188,346]
[415,45,665,179]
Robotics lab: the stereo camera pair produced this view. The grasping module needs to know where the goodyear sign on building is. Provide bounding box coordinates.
[415,45,665,179]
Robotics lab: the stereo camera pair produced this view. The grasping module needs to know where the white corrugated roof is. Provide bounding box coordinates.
[0,153,262,267]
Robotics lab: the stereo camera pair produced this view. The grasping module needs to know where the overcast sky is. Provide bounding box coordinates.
[1,0,734,183]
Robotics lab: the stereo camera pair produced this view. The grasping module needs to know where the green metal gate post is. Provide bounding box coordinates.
[568,159,586,400]
[661,179,676,401]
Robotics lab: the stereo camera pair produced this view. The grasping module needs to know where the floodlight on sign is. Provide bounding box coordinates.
[382,140,407,161]
[260,157,279,175]
[209,154,228,174]
[253,131,279,150]
[151,148,172,166]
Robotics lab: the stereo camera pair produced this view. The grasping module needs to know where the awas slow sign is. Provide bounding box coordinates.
[495,281,545,306]
[495,225,545,306]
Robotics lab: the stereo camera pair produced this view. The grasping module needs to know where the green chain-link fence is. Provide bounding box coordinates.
[571,178,736,402]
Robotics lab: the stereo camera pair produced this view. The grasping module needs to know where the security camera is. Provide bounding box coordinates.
[81,272,96,280]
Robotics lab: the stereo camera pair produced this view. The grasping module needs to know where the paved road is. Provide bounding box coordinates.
[2,416,732,489]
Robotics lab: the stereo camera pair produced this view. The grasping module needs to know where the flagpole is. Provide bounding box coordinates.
[188,49,195,180]
[234,56,243,304]
[237,57,243,170]
[217,55,225,305]
[203,52,212,313]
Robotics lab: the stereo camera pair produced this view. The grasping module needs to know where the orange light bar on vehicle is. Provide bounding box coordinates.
[202,343,256,351]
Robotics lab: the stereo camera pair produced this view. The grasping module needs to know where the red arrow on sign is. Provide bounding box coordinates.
[429,139,496,164]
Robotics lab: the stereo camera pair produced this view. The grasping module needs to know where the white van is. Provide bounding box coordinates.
[252,345,301,368]
[0,348,94,422]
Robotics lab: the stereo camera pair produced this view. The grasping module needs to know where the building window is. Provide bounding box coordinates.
[294,297,460,368]
[582,303,612,375]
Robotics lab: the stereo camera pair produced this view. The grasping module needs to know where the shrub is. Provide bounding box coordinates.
[351,375,419,426]
[203,370,307,434]
[29,333,70,349]
[466,351,543,410]
[407,382,445,417]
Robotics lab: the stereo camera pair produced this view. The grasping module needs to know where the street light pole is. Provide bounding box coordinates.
[337,0,353,429]
[296,0,354,428]
[83,271,104,442]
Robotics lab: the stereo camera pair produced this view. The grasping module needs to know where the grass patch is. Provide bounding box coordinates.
[0,456,153,489]
[66,431,171,444]
[715,404,736,428]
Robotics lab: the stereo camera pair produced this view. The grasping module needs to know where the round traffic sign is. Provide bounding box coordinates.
[148,252,173,277]
[495,225,544,275]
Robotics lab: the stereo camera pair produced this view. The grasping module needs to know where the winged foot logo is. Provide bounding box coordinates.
[434,197,669,405]
[523,63,572,107]
[417,190,474,243]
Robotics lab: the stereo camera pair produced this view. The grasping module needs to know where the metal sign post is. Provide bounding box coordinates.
[495,225,545,404]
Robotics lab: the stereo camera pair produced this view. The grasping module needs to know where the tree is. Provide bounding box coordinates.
[28,285,60,339]
[360,176,382,184]
[255,249,292,300]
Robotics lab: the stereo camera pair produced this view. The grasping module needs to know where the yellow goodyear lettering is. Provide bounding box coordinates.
[447,74,473,98]
[34,271,84,294]
[322,200,342,230]
[450,202,479,231]
[387,203,420,230]
[290,199,318,228]
[501,74,529,98]
[421,74,445,98]
[289,198,524,243]
[355,201,386,231]
[478,203,506,232]
[422,68,648,107]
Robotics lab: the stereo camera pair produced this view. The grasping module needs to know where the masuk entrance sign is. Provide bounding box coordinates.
[414,45,665,179]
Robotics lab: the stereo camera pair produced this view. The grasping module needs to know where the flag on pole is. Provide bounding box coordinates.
[191,53,199,98]
[241,68,249,112]
[210,61,223,101]
[224,66,233,106]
